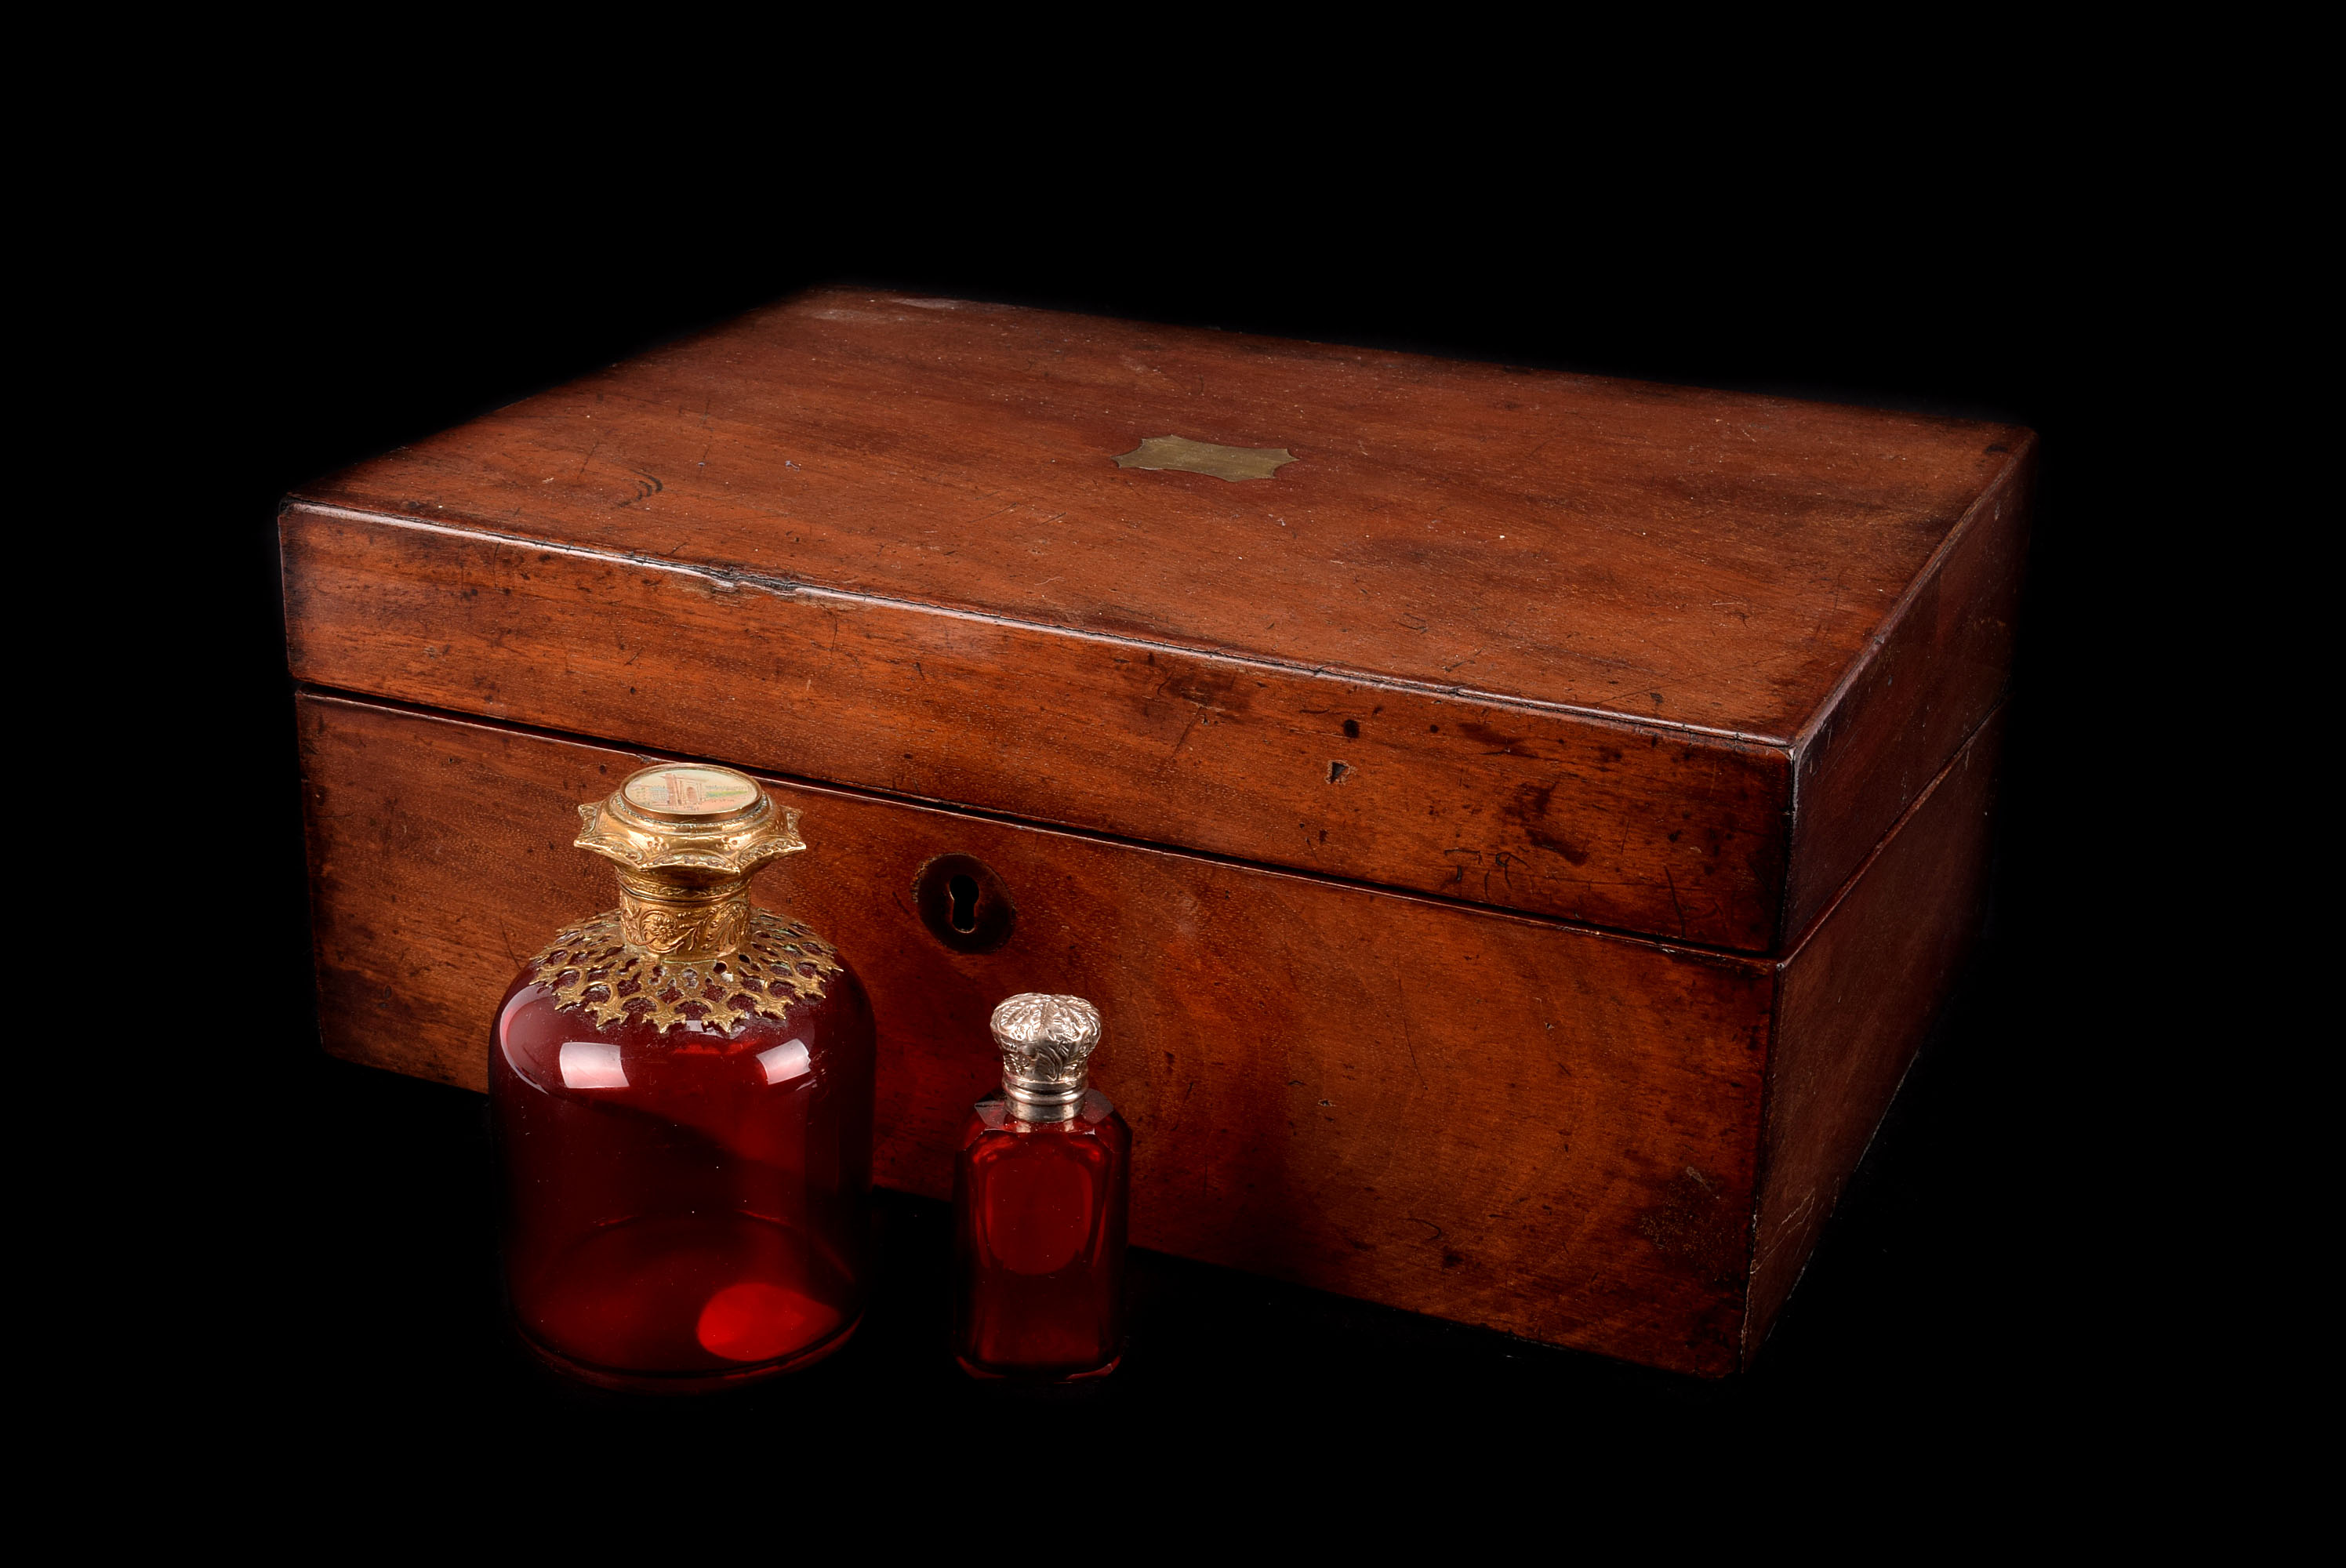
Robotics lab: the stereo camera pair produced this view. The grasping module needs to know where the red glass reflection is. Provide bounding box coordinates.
[952,1091,1130,1379]
[491,968,875,1392]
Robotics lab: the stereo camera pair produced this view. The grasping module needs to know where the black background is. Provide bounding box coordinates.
[169,116,2213,1479]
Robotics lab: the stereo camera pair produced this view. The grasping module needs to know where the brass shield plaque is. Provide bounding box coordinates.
[1111,435,1298,482]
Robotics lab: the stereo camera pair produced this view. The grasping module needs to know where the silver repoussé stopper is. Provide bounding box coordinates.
[990,993,1102,1120]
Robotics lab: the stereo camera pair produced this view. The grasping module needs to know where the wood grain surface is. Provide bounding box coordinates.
[296,688,2003,1374]
[1784,452,2030,939]
[283,289,2031,953]
[299,691,1769,1374]
[284,506,1790,949]
[1749,706,2007,1354]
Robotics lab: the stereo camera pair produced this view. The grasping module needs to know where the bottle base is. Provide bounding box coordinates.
[518,1313,862,1395]
[955,1352,1120,1385]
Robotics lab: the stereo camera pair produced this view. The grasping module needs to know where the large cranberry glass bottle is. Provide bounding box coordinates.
[952,994,1130,1381]
[491,763,875,1392]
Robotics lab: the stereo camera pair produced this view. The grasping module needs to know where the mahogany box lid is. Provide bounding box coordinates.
[282,289,2032,955]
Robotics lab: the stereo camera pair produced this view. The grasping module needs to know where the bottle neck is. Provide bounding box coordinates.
[1002,1075,1088,1122]
[615,869,752,964]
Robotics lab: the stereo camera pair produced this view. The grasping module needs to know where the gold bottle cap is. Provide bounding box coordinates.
[526,763,841,1030]
[575,763,807,879]
[990,994,1102,1118]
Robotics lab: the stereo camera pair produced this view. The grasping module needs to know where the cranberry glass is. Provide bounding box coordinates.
[493,966,874,1389]
[489,761,876,1392]
[953,1090,1131,1379]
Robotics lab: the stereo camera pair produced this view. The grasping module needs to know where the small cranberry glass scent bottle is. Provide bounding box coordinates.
[490,763,877,1392]
[953,993,1131,1381]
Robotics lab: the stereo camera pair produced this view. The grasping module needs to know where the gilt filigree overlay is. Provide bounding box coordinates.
[528,909,843,1034]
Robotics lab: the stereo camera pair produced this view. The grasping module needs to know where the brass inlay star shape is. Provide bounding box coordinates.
[528,909,843,1034]
[1112,434,1298,482]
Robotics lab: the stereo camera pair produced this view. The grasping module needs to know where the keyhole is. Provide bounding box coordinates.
[913,853,1016,954]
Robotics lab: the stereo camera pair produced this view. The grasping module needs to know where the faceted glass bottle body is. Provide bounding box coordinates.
[491,947,876,1392]
[952,1091,1131,1379]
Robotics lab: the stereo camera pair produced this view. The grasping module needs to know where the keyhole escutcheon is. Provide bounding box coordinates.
[913,854,1016,954]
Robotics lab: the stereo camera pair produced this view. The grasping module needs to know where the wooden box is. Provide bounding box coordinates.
[281,290,2030,1375]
